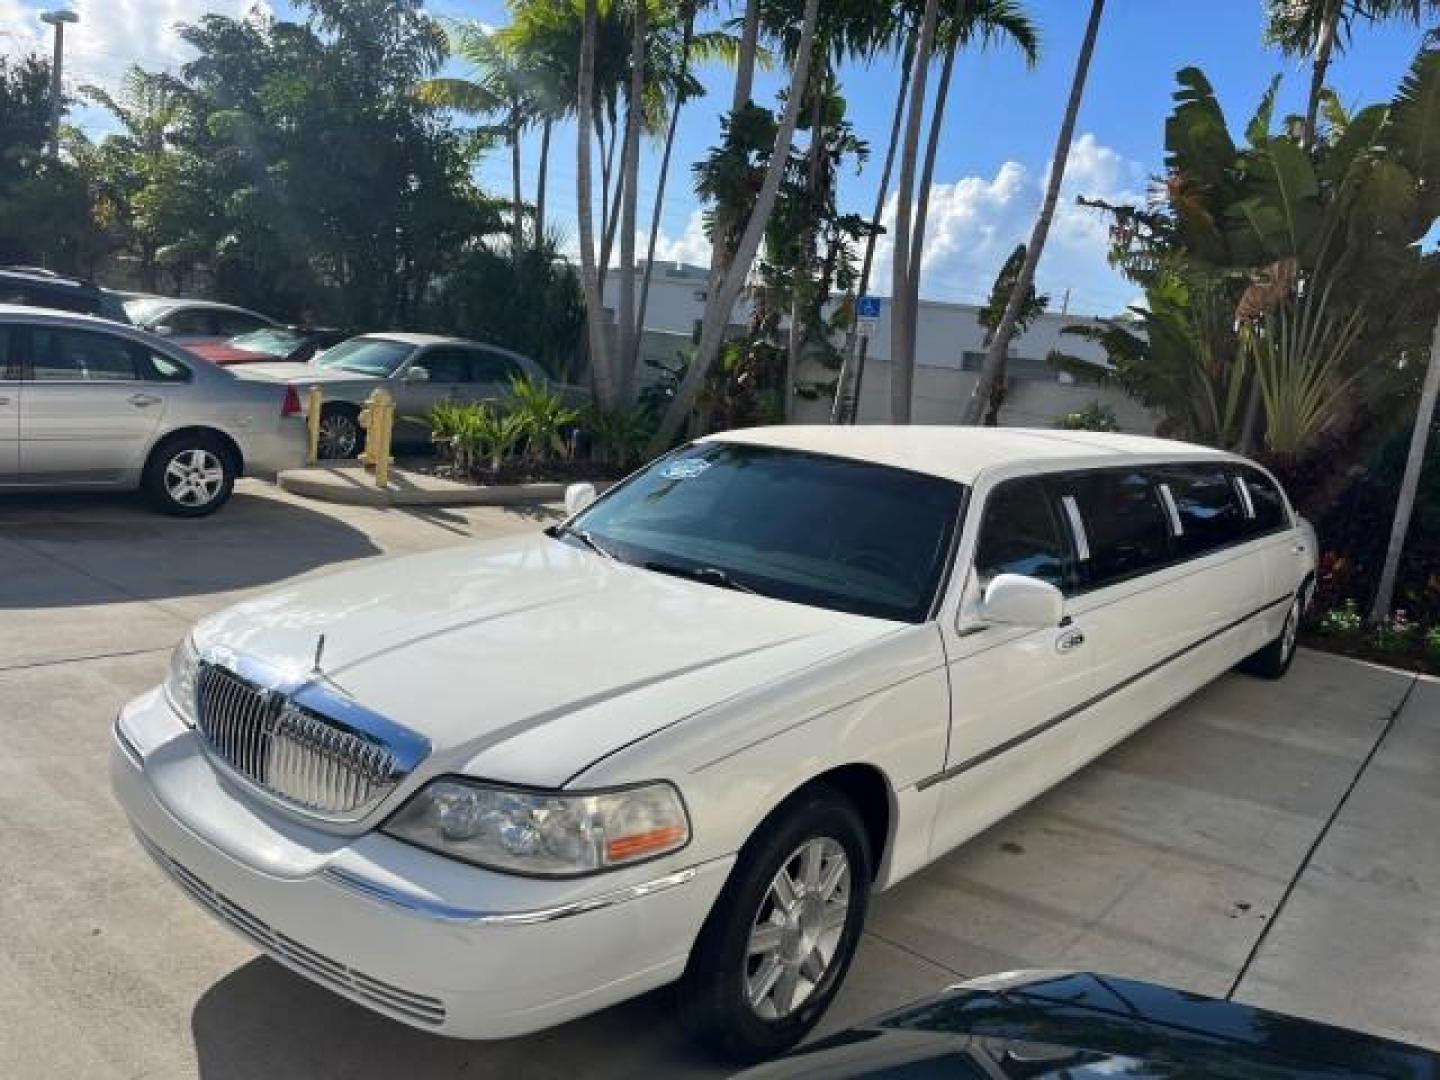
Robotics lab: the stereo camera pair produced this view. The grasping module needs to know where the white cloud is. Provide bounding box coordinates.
[647,209,712,269]
[1,0,266,90]
[644,133,1150,318]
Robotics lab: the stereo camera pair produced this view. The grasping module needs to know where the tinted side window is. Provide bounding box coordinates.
[0,326,14,378]
[1239,466,1288,532]
[1165,466,1247,556]
[975,479,1071,591]
[30,328,141,381]
[1057,470,1172,588]
[159,309,214,336]
[470,350,525,384]
[141,350,191,383]
[213,311,267,336]
[416,347,470,382]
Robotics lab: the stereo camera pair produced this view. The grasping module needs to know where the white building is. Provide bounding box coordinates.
[602,261,1156,433]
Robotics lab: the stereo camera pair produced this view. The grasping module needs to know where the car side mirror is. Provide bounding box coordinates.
[404,365,429,382]
[980,573,1065,628]
[564,482,597,517]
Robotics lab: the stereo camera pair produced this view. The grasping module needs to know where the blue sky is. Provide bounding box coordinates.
[3,0,1432,315]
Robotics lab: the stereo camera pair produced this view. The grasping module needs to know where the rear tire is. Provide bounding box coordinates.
[142,433,235,517]
[676,784,871,1065]
[317,405,363,460]
[1240,587,1307,679]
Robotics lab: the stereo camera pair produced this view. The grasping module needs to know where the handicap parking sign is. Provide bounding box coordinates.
[857,296,882,319]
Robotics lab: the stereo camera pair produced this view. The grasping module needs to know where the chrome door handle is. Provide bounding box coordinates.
[1056,627,1086,654]
[1292,542,1307,554]
[128,393,161,408]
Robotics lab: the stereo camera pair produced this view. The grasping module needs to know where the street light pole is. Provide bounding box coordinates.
[40,9,79,158]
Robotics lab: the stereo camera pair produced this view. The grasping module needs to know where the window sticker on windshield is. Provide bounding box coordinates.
[659,459,712,480]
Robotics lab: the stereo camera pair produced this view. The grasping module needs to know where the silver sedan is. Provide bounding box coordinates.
[0,305,307,515]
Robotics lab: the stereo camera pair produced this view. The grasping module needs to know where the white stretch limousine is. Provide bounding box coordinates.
[111,427,1317,1061]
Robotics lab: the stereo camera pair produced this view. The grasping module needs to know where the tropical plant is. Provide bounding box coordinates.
[583,403,653,467]
[963,0,1106,424]
[507,374,581,461]
[976,241,1049,425]
[1055,401,1119,432]
[427,401,527,473]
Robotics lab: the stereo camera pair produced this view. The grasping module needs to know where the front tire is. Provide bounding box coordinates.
[677,785,871,1064]
[142,434,235,517]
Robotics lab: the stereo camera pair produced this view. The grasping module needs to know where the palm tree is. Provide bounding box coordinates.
[615,0,647,402]
[892,1,1038,424]
[576,0,615,403]
[962,0,1105,425]
[1266,0,1439,148]
[649,0,823,452]
[419,22,528,253]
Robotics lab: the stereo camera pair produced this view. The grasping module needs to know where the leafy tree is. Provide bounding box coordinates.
[976,242,1049,425]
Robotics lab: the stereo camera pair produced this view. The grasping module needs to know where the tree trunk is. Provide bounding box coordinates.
[963,0,1105,425]
[732,0,761,110]
[889,0,941,425]
[617,0,647,404]
[576,0,614,404]
[535,116,552,245]
[1370,310,1440,624]
[510,117,524,255]
[787,79,828,422]
[1302,5,1338,150]
[598,110,622,299]
[832,25,916,424]
[903,33,958,355]
[636,5,696,387]
[649,0,822,453]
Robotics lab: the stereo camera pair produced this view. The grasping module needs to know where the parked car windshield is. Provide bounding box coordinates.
[228,328,307,358]
[315,337,413,376]
[568,443,965,623]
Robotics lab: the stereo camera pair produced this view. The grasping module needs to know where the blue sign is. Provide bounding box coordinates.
[857,296,882,319]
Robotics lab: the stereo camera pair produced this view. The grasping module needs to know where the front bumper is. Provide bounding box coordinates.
[110,689,732,1039]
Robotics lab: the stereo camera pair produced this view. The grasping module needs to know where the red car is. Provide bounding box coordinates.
[187,327,352,366]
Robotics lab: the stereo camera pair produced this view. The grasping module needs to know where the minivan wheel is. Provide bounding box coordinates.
[143,434,235,517]
[317,405,362,460]
[677,785,871,1064]
[1240,591,1304,680]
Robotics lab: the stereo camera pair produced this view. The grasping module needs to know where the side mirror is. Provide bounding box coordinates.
[980,573,1065,628]
[404,365,430,382]
[564,482,597,517]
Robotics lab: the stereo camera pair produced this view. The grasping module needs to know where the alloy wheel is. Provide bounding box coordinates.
[745,837,851,1020]
[318,413,358,459]
[164,448,225,508]
[1281,598,1300,663]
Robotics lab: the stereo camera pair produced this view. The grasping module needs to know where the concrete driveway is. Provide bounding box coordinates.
[1,483,1435,1078]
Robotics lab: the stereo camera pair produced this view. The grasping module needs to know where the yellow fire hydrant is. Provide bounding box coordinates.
[357,388,395,489]
[305,385,324,465]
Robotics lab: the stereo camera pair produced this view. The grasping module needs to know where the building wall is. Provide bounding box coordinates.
[602,262,1155,433]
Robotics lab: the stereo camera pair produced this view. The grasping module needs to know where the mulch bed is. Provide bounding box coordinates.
[1300,632,1440,677]
[407,456,631,486]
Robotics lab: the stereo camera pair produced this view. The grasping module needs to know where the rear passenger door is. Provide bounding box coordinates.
[467,348,527,400]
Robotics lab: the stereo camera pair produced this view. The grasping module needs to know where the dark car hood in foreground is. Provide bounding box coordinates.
[740,971,1439,1079]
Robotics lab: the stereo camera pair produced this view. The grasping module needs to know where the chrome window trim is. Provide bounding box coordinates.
[1060,494,1090,562]
[1232,474,1257,519]
[321,862,707,925]
[1156,482,1184,537]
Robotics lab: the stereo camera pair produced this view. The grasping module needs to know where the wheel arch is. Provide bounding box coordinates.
[146,425,244,476]
[765,763,895,883]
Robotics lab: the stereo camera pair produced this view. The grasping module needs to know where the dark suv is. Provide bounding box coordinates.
[0,268,130,323]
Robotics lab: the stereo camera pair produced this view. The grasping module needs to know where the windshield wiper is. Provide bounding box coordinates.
[554,524,618,561]
[644,561,759,595]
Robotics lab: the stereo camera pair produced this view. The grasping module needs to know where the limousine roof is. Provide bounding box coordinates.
[705,426,1228,485]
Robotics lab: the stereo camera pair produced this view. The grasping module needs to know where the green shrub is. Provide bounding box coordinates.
[1055,401,1120,432]
[425,401,524,473]
[1373,610,1418,654]
[507,375,579,462]
[584,404,653,469]
[1318,599,1362,636]
[1426,625,1440,657]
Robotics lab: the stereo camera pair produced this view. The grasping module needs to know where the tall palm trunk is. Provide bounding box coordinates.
[787,80,828,421]
[598,111,622,298]
[902,32,958,369]
[732,0,762,110]
[1302,1,1340,149]
[964,0,1105,424]
[889,0,942,424]
[832,25,917,424]
[636,4,697,384]
[1370,310,1440,624]
[510,114,524,255]
[535,116,552,245]
[576,0,614,404]
[649,0,822,453]
[616,0,647,404]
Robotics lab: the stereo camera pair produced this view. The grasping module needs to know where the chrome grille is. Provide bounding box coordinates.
[196,662,405,818]
[136,832,447,1026]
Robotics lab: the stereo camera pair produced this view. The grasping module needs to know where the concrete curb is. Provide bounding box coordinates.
[277,466,598,508]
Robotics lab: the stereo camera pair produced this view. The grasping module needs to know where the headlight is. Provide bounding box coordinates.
[164,635,200,725]
[383,778,690,877]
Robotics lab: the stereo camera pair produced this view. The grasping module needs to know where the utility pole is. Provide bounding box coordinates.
[40,9,78,158]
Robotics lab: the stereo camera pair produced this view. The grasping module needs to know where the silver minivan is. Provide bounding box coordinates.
[0,306,306,515]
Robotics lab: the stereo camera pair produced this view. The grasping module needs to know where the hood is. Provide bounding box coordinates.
[226,361,376,385]
[193,532,898,787]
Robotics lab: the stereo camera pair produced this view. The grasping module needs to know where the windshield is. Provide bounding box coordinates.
[123,297,172,325]
[568,443,965,623]
[316,337,413,376]
[229,328,305,357]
